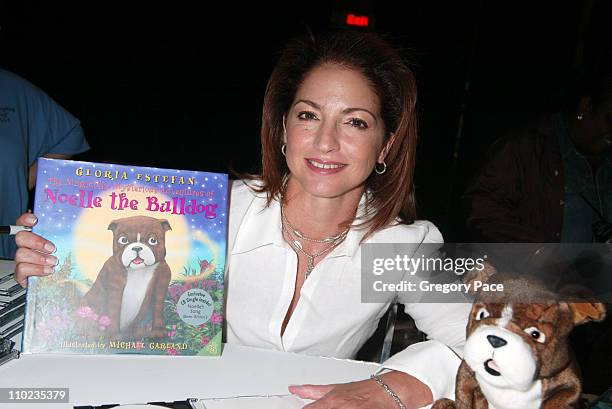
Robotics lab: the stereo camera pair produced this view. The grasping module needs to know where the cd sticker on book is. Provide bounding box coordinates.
[177,288,214,325]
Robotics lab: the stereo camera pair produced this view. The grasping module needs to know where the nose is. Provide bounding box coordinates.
[313,120,340,153]
[487,335,507,348]
[133,246,143,253]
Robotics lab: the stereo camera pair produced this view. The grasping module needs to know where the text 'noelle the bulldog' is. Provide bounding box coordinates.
[44,189,219,219]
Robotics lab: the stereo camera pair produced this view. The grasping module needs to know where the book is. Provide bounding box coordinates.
[0,263,25,341]
[22,158,227,356]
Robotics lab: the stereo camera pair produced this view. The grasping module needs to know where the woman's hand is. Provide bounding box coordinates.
[289,370,433,409]
[13,213,57,287]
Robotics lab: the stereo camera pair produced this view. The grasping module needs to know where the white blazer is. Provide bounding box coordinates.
[225,180,470,401]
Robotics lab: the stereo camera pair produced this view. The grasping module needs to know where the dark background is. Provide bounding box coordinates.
[2,0,609,241]
[2,0,611,395]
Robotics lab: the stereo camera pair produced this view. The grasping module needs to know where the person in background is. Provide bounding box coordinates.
[0,68,89,259]
[462,65,612,244]
[462,63,612,395]
[13,30,470,408]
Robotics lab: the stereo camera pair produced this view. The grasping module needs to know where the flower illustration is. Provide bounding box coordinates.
[167,348,179,356]
[98,316,111,327]
[168,286,182,301]
[211,313,223,324]
[200,336,210,346]
[167,324,177,338]
[76,306,93,318]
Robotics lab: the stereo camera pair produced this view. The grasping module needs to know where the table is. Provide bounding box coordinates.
[1,332,378,409]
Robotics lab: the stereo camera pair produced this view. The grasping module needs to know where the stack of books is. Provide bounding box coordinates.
[0,263,25,343]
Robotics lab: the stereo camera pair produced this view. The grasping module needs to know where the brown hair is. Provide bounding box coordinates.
[252,29,419,240]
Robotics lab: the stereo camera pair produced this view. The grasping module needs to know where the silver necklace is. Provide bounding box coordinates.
[280,204,349,278]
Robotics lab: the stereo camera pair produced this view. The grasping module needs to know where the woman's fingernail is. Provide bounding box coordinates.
[46,256,58,265]
[43,266,54,275]
[44,242,56,253]
[26,214,37,224]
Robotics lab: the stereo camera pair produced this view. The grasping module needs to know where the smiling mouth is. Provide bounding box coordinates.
[131,257,144,265]
[484,359,501,376]
[307,159,346,169]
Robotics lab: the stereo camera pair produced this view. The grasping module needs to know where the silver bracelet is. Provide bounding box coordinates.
[370,374,407,409]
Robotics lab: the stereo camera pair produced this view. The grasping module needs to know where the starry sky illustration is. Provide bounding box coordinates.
[33,158,228,271]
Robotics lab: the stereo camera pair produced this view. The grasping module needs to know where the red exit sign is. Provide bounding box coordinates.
[346,13,369,27]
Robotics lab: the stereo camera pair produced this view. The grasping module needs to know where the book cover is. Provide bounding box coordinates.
[22,158,227,356]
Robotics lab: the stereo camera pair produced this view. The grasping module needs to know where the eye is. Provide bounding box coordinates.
[118,235,129,245]
[148,236,158,246]
[346,118,368,129]
[524,327,546,343]
[475,307,490,321]
[297,111,318,121]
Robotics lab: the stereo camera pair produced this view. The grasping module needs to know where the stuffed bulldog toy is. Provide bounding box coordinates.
[432,273,606,409]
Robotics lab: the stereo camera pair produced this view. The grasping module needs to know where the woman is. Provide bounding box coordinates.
[15,30,470,408]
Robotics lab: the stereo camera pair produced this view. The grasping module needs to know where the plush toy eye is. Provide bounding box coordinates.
[475,307,490,320]
[524,326,546,343]
[118,235,129,245]
[148,236,158,246]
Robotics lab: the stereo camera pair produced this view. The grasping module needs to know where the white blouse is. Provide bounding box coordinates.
[225,180,470,402]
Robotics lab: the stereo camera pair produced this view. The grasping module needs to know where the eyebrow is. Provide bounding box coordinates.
[293,99,378,124]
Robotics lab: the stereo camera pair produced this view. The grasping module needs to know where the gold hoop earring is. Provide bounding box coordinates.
[281,144,287,156]
[375,162,387,175]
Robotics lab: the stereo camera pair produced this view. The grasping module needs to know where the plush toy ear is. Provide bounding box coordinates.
[569,302,606,325]
[160,220,172,231]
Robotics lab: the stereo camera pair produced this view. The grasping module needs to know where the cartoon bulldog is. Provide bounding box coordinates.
[433,274,606,409]
[83,215,172,338]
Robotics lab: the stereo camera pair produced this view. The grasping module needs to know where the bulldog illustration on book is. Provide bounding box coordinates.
[83,215,172,338]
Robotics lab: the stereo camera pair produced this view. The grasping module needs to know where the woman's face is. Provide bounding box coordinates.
[284,64,387,200]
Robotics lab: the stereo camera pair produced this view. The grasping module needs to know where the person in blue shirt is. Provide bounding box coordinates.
[0,68,90,259]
